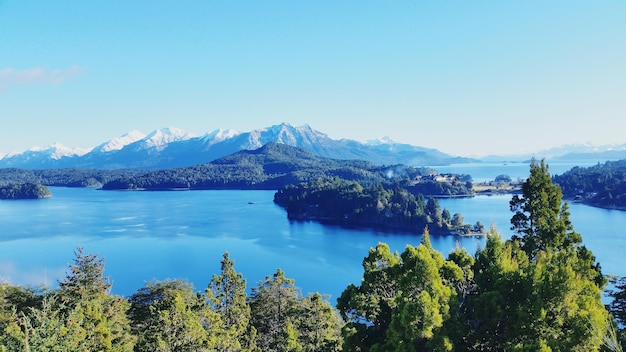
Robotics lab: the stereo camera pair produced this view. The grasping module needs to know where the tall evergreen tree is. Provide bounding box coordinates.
[2,249,135,351]
[58,247,112,306]
[205,252,257,352]
[461,160,611,351]
[249,269,302,352]
[509,158,582,256]
[298,293,343,352]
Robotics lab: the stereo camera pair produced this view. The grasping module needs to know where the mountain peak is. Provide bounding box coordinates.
[28,143,90,159]
[0,122,475,169]
[141,126,195,148]
[201,128,241,145]
[96,130,147,152]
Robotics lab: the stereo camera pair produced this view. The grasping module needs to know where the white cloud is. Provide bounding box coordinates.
[0,65,82,92]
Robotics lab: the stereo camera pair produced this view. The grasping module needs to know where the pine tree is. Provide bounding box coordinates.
[249,269,302,352]
[205,252,257,351]
[58,247,112,306]
[509,158,582,256]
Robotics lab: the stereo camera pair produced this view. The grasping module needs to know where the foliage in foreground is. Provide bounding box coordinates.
[337,159,619,351]
[0,250,342,352]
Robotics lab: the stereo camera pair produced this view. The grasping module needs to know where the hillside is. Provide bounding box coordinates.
[101,142,474,196]
[553,159,626,209]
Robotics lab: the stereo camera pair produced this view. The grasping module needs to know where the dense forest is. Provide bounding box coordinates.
[553,159,626,209]
[0,168,142,188]
[1,160,625,351]
[274,177,483,235]
[101,143,473,196]
[0,183,51,199]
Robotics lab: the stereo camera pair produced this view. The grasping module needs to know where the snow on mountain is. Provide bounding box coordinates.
[28,143,91,160]
[0,123,477,169]
[201,128,241,146]
[95,131,147,153]
[245,123,331,148]
[139,126,196,150]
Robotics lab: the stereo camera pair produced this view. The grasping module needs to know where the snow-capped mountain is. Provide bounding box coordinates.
[200,128,241,146]
[0,143,92,168]
[136,126,196,150]
[28,143,91,159]
[0,123,476,169]
[94,131,146,153]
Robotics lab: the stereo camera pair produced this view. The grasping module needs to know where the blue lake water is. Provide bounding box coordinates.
[432,160,599,182]
[0,186,624,302]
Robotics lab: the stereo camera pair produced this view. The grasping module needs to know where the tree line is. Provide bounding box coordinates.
[0,250,343,351]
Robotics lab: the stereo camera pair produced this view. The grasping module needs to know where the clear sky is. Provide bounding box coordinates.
[1,1,624,157]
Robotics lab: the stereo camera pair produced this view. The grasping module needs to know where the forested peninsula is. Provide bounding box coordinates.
[553,159,626,209]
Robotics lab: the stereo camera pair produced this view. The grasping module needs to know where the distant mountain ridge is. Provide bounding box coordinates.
[0,123,476,169]
[481,142,626,163]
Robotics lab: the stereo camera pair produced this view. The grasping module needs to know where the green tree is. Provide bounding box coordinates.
[509,158,582,257]
[128,280,208,352]
[426,196,443,228]
[249,269,302,352]
[607,276,626,349]
[205,252,257,351]
[1,249,134,352]
[337,231,460,351]
[461,160,611,351]
[298,293,343,352]
[337,243,400,351]
[451,213,464,228]
[57,247,134,351]
[379,230,457,352]
[58,247,112,307]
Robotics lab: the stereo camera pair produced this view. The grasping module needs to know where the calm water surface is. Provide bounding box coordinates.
[0,186,623,301]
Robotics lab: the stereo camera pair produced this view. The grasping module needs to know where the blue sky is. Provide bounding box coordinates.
[1,1,624,157]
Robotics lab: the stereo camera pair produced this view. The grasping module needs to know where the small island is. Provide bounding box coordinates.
[0,183,52,200]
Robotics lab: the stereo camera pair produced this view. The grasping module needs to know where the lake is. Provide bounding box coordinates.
[0,184,624,302]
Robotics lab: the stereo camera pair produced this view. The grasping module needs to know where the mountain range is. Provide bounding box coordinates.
[0,123,475,169]
[1,123,625,170]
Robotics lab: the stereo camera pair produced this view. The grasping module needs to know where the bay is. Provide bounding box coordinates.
[0,185,623,302]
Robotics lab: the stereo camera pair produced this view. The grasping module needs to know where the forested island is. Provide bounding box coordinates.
[274,177,484,235]
[0,160,625,350]
[553,159,626,209]
[0,183,51,199]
